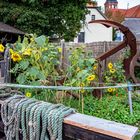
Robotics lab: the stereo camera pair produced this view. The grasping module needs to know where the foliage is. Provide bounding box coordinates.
[64,47,98,90]
[10,35,61,85]
[9,35,127,94]
[0,0,89,41]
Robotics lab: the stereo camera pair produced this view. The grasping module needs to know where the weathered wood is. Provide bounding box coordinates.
[64,113,138,140]
[63,123,120,140]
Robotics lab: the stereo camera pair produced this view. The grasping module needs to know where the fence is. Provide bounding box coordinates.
[60,41,140,69]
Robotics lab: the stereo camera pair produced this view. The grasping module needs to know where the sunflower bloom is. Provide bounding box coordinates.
[41,47,48,52]
[108,62,113,69]
[80,83,85,87]
[23,48,32,56]
[87,75,95,81]
[25,92,32,98]
[110,68,116,74]
[81,89,85,93]
[107,88,113,93]
[76,67,80,72]
[0,44,4,52]
[58,47,62,53]
[30,38,34,42]
[11,52,22,62]
[93,65,97,70]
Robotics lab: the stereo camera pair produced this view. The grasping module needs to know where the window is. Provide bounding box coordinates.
[78,32,85,43]
[91,15,95,21]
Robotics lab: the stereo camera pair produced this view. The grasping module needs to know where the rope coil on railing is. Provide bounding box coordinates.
[1,95,75,140]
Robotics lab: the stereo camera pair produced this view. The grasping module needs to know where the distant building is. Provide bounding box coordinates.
[74,2,112,43]
[104,0,140,41]
[123,18,140,41]
[104,0,118,12]
[105,0,140,21]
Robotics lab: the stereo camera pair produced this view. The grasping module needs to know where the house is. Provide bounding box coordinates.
[74,2,112,43]
[104,0,140,41]
[123,18,140,41]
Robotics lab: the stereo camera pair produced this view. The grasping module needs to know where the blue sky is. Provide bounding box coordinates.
[97,0,140,9]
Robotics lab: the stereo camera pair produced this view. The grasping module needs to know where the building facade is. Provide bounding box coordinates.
[74,3,112,43]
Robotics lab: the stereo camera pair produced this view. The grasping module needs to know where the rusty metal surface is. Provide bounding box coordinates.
[89,20,139,83]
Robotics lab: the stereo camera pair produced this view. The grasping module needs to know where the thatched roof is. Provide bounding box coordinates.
[0,22,25,35]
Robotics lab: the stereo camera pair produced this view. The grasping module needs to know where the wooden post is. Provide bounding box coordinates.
[60,40,65,69]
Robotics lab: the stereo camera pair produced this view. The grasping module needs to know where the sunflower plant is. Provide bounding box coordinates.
[10,35,62,86]
[64,47,98,92]
[104,61,127,94]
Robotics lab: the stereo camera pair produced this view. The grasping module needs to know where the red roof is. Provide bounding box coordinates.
[126,5,140,18]
[110,5,140,18]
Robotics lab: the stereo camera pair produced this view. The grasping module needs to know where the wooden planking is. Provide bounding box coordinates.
[63,123,121,140]
[64,113,138,140]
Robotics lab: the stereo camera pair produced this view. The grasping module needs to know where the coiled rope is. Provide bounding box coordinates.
[1,95,75,140]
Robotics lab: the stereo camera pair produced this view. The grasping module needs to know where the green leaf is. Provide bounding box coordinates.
[28,67,39,77]
[71,79,77,84]
[37,72,46,80]
[87,58,96,65]
[35,35,46,46]
[19,60,29,70]
[77,70,88,78]
[30,81,41,86]
[17,73,26,84]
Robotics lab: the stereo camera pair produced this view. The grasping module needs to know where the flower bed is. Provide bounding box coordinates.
[2,35,140,139]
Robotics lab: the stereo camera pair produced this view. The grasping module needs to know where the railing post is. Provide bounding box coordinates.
[127,82,133,115]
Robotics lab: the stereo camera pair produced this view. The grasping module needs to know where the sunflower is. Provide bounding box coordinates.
[25,92,32,98]
[58,47,62,53]
[23,48,32,56]
[0,44,5,52]
[81,89,85,93]
[86,75,95,81]
[76,67,80,72]
[110,68,116,74]
[93,65,97,70]
[107,88,113,93]
[41,47,48,52]
[80,83,85,87]
[30,38,34,42]
[11,52,22,62]
[108,62,113,69]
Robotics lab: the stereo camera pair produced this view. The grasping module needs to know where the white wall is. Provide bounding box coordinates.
[74,8,112,43]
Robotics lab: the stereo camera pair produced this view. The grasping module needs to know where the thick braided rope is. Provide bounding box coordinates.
[16,98,29,140]
[1,95,26,140]
[47,106,66,139]
[35,103,50,140]
[21,99,37,140]
[25,101,39,135]
[40,104,62,140]
[1,95,75,140]
[29,102,42,140]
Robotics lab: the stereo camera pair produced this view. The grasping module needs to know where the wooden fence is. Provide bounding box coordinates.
[60,41,140,69]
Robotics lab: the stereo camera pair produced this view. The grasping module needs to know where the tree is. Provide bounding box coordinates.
[0,0,89,41]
